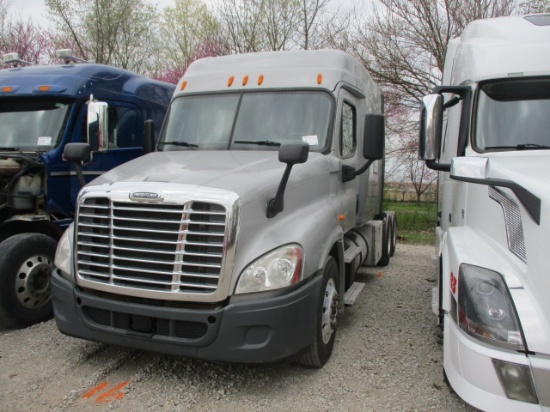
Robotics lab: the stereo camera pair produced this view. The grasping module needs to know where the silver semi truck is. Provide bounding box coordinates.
[51,49,396,367]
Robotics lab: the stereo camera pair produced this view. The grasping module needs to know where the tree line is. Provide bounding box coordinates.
[1,0,549,195]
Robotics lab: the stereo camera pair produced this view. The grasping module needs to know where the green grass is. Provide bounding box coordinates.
[385,201,437,245]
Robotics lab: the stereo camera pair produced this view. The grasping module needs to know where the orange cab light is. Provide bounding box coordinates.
[258,74,264,85]
[38,85,51,91]
[317,73,323,85]
[2,86,13,93]
[338,214,346,222]
[242,75,249,86]
[180,80,187,91]
[227,76,234,87]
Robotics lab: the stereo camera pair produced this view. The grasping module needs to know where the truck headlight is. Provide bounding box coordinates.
[235,244,303,294]
[458,264,525,351]
[54,223,74,280]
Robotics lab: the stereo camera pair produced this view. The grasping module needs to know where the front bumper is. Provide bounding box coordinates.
[51,268,320,363]
[444,316,550,412]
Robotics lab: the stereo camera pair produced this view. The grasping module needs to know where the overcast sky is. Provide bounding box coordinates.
[11,0,360,28]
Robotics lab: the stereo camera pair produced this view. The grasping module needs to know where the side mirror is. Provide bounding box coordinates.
[419,94,443,161]
[87,99,109,152]
[267,142,309,218]
[363,113,385,160]
[143,119,155,154]
[64,142,92,187]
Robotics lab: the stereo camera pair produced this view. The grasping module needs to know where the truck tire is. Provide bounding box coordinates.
[0,233,57,329]
[378,217,391,267]
[389,213,397,257]
[298,256,339,368]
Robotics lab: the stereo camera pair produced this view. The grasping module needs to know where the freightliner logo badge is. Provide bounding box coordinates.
[129,192,163,202]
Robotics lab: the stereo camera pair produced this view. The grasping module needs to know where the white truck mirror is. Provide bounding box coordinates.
[419,94,443,161]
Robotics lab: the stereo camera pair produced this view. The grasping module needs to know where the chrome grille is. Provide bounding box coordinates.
[76,197,227,294]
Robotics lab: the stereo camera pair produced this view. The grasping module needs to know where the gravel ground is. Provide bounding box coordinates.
[0,243,477,411]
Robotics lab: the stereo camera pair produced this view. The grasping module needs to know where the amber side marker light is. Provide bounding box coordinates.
[258,74,264,85]
[317,73,323,85]
[180,80,187,91]
[338,214,346,222]
[1,86,13,93]
[228,76,234,87]
[38,85,51,92]
[242,75,249,86]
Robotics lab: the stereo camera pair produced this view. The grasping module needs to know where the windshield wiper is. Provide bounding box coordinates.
[158,141,198,149]
[485,143,550,150]
[233,140,281,147]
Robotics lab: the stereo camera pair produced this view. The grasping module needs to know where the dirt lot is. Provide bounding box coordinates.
[0,243,476,411]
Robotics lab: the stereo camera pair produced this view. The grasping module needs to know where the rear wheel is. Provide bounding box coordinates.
[298,256,339,368]
[378,216,391,267]
[389,213,397,257]
[0,233,57,329]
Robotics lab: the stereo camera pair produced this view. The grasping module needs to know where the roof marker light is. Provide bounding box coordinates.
[180,80,187,91]
[38,85,51,92]
[2,86,13,93]
[242,75,249,86]
[258,74,264,85]
[317,73,323,85]
[228,76,234,87]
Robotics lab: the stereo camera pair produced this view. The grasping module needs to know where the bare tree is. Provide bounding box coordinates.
[158,0,225,71]
[350,0,515,110]
[518,0,550,12]
[45,0,158,73]
[217,0,343,53]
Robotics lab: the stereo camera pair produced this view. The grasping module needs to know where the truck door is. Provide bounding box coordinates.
[70,102,143,208]
[337,90,362,232]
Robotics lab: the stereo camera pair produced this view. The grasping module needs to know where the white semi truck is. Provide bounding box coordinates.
[51,49,396,367]
[419,14,550,411]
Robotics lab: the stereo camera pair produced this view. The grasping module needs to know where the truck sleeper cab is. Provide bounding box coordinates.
[52,49,396,367]
[419,14,550,412]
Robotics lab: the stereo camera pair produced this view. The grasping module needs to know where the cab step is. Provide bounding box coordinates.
[344,281,365,306]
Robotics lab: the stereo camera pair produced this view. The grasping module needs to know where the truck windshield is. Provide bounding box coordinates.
[475,78,550,151]
[158,91,333,151]
[0,99,70,151]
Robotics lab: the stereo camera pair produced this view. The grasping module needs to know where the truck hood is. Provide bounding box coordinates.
[89,150,328,206]
[485,152,550,345]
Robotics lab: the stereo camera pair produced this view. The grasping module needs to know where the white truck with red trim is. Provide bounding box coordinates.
[419,14,550,411]
[52,50,396,367]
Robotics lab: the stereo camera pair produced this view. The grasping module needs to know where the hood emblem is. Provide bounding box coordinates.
[129,191,163,202]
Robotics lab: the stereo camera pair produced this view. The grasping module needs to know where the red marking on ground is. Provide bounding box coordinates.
[82,380,131,403]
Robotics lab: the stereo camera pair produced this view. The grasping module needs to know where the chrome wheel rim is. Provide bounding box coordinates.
[15,254,53,309]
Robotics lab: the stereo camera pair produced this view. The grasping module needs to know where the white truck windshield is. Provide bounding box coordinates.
[0,99,70,151]
[159,91,333,151]
[475,78,550,151]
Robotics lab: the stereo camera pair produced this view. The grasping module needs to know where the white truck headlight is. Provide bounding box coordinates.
[235,244,303,294]
[458,264,525,351]
[54,223,74,280]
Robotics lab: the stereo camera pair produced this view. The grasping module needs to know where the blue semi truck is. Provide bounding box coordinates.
[0,52,174,328]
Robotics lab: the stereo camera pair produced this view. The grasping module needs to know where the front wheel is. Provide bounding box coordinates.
[298,256,340,368]
[0,233,57,329]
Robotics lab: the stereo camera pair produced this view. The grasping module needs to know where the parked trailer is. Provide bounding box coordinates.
[419,14,550,412]
[0,51,174,328]
[52,49,396,366]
